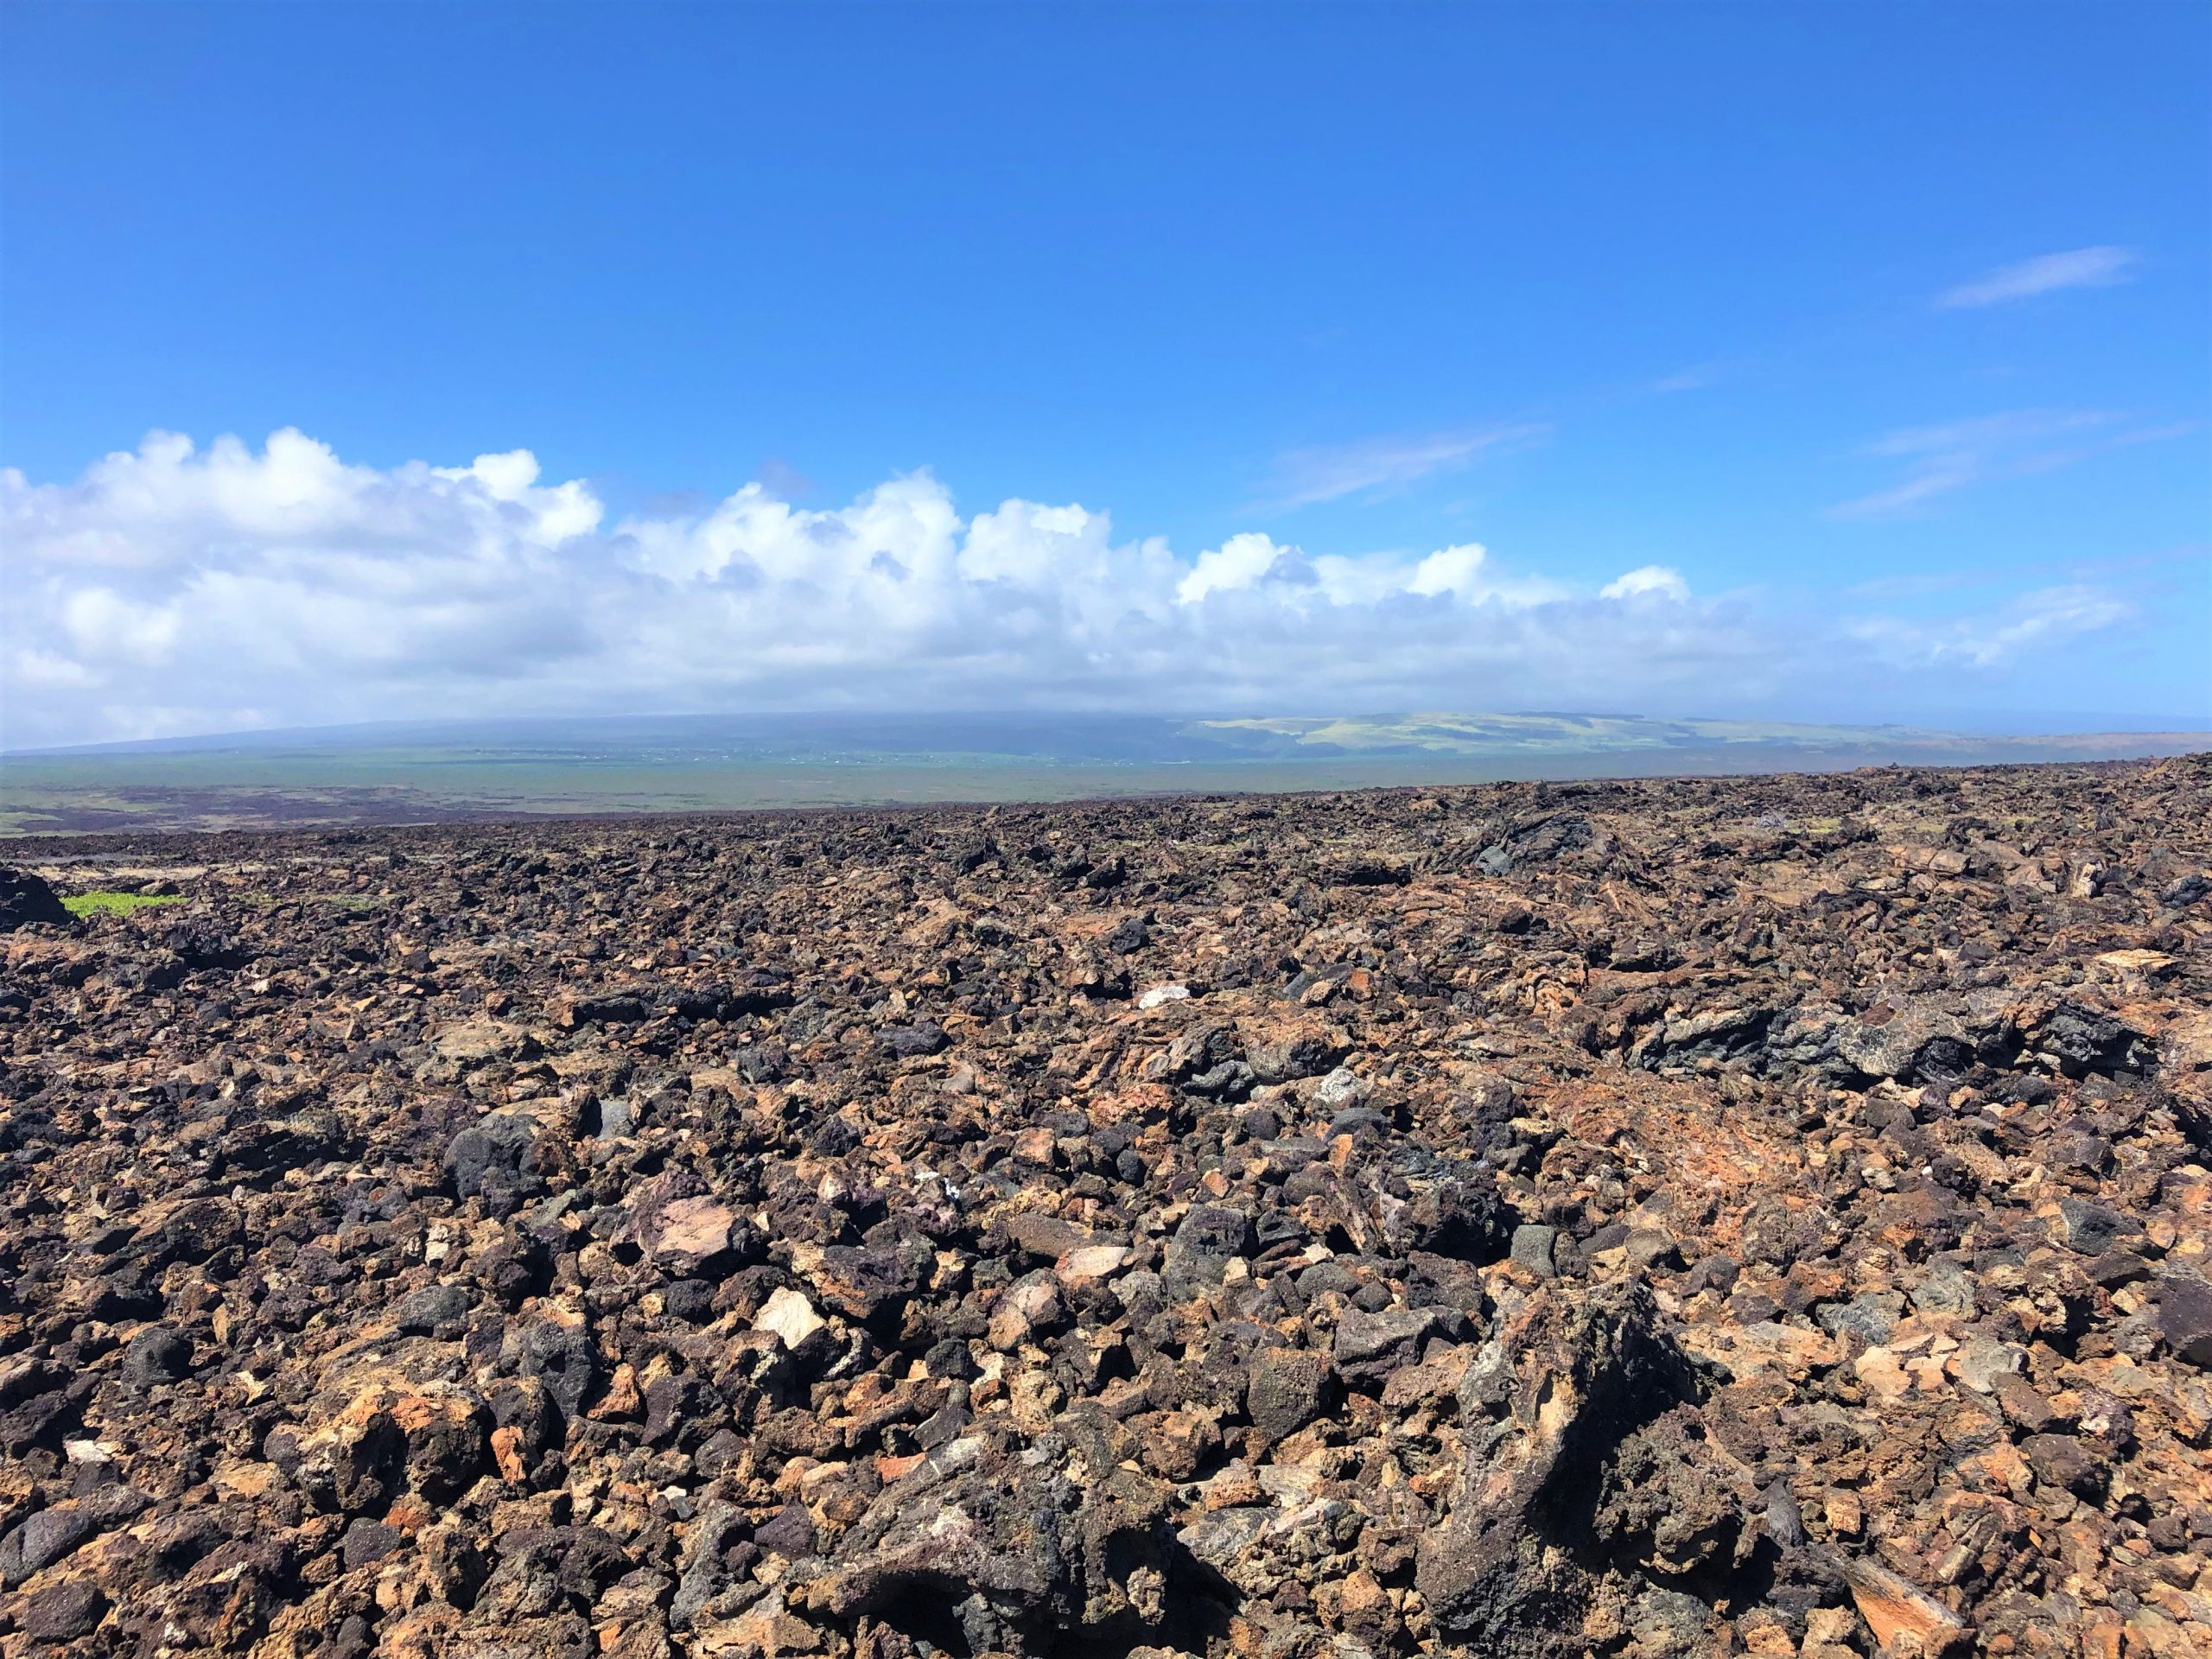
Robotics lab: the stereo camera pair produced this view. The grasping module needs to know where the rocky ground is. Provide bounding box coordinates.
[2,755,2209,1659]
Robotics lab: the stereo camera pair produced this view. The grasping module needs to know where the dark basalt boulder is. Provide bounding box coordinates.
[1417,1280,1713,1647]
[0,865,71,931]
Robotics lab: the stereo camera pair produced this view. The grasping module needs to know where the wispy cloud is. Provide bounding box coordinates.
[1938,245,2136,308]
[1649,363,1725,396]
[1828,409,2190,518]
[1847,542,2209,601]
[755,457,816,499]
[1264,424,1548,508]
[1859,411,2112,459]
[1846,585,2135,670]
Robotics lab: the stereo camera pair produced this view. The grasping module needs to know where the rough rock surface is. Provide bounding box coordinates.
[2,754,2209,1659]
[0,867,71,933]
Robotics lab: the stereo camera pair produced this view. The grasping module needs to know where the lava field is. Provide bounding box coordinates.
[2,755,2209,1659]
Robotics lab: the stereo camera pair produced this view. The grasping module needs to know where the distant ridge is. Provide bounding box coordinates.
[11,707,2206,760]
[3,710,2204,836]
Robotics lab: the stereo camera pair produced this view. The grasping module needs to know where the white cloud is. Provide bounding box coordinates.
[434,448,603,544]
[1860,410,2112,459]
[60,586,183,665]
[0,429,2143,750]
[1177,532,1289,603]
[1600,565,1689,602]
[1264,425,1548,507]
[1827,409,2190,518]
[1938,246,2136,308]
[1288,542,1568,611]
[10,648,99,690]
[1845,585,2135,670]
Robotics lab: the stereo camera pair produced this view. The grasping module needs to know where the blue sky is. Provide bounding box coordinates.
[3,3,2206,747]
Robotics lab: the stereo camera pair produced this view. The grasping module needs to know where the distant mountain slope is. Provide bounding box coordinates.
[1189,712,1961,757]
[17,708,2195,762]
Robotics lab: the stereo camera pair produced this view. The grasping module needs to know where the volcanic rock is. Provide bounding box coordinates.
[0,864,71,931]
[1,754,2208,1657]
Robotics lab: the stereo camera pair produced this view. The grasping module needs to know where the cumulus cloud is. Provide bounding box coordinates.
[1600,565,1689,602]
[0,428,2139,749]
[1938,246,2136,308]
[1176,532,1289,604]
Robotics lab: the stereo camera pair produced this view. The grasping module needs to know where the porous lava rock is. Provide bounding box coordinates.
[0,866,70,932]
[1,754,2208,1657]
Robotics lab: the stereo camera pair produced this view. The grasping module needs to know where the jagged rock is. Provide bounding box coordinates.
[809,1449,1172,1644]
[875,1020,949,1058]
[2034,999,2149,1077]
[515,1318,598,1416]
[0,865,72,930]
[815,1242,928,1325]
[2158,1274,2212,1366]
[1162,1204,1251,1299]
[1246,1346,1332,1446]
[2056,1196,2137,1255]
[3,755,2208,1658]
[1416,1280,1707,1645]
[123,1323,194,1387]
[753,1286,829,1350]
[395,1283,473,1338]
[1832,995,1978,1084]
[0,1505,98,1586]
[640,1193,739,1262]
[1334,1306,1443,1386]
[264,1339,493,1512]
[1475,810,1594,874]
[1841,1557,1970,1656]
[443,1112,545,1212]
[1510,1222,1562,1278]
[20,1580,108,1641]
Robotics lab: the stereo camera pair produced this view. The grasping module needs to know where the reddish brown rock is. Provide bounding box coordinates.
[1,753,2207,1658]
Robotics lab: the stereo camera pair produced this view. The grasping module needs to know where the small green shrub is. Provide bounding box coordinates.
[61,891,188,917]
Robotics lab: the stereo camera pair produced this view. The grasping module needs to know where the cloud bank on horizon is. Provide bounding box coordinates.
[0,429,2145,750]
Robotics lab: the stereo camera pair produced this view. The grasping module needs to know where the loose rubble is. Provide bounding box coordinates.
[2,754,2209,1659]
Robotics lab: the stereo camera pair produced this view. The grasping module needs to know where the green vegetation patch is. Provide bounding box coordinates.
[61,890,188,917]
